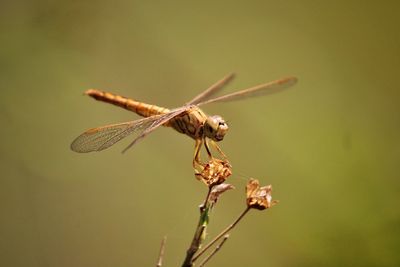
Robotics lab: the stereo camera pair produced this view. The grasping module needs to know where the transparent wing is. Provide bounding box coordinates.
[70,108,187,153]
[186,73,236,105]
[71,116,163,153]
[197,76,298,106]
[121,107,188,153]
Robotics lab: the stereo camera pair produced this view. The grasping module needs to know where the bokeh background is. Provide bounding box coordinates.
[1,1,399,266]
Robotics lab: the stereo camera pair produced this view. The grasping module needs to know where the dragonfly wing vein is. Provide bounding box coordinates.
[71,115,164,153]
[197,76,297,106]
[122,107,189,153]
[186,73,235,105]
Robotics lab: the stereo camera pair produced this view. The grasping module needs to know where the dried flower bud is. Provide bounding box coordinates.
[246,178,277,210]
[195,158,232,187]
[209,183,235,204]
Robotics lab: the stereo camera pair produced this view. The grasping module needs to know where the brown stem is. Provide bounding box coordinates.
[181,188,213,267]
[156,236,167,267]
[200,187,212,213]
[192,206,251,263]
[198,235,229,267]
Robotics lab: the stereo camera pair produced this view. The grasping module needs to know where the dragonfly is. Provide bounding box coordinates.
[70,73,297,168]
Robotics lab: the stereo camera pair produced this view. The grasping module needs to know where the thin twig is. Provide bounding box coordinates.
[156,236,167,267]
[192,206,251,263]
[200,187,212,212]
[181,188,213,267]
[198,234,229,267]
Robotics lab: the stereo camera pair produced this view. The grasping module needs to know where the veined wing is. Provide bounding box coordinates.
[186,73,235,105]
[70,108,188,153]
[196,76,298,106]
[121,107,188,153]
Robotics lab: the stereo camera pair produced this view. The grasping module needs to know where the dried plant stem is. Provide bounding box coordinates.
[200,187,212,212]
[198,234,229,267]
[181,188,213,267]
[192,206,251,263]
[156,236,167,267]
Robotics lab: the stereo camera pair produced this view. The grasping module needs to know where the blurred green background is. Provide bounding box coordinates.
[1,1,399,266]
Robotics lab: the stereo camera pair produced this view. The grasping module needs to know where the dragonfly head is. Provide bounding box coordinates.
[204,115,229,141]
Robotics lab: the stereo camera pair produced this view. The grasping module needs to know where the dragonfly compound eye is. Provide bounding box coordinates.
[204,115,228,141]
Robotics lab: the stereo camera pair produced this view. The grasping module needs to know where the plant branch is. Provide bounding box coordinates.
[156,236,167,267]
[198,234,229,267]
[181,188,213,267]
[192,206,251,263]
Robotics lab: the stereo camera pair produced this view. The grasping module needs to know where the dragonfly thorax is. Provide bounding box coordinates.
[204,115,229,142]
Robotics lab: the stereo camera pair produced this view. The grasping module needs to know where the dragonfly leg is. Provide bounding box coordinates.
[193,138,204,169]
[210,140,228,160]
[204,138,213,159]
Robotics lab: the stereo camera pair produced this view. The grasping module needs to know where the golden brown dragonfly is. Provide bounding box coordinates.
[70,73,297,167]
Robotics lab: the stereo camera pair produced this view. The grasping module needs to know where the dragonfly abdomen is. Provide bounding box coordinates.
[85,89,170,117]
